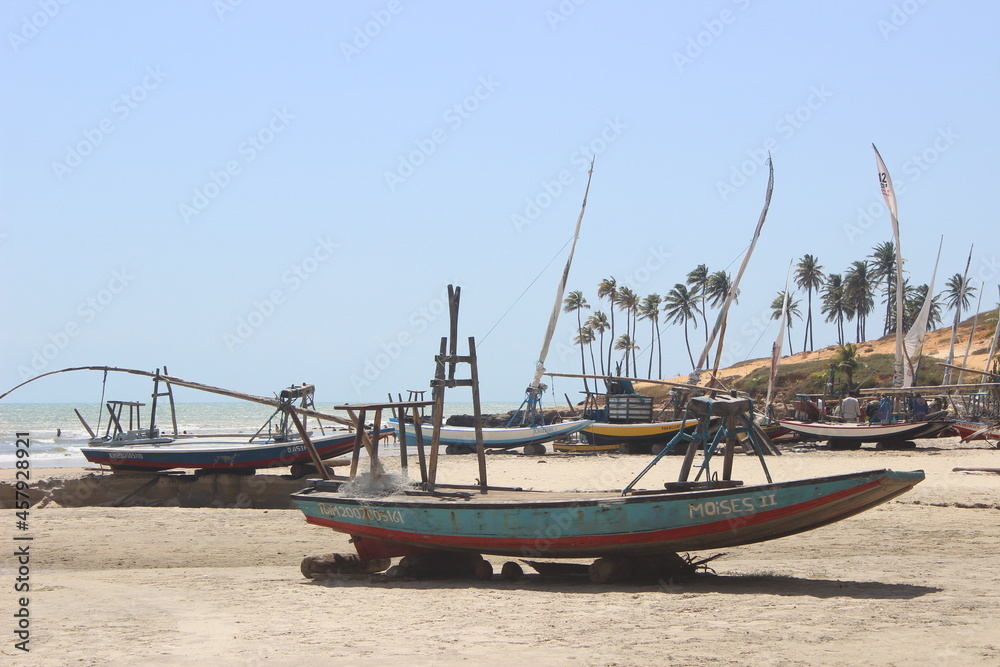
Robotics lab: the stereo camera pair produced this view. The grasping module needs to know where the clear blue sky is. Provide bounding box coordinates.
[2,1,997,406]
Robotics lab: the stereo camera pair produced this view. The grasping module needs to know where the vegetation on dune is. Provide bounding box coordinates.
[562,240,998,384]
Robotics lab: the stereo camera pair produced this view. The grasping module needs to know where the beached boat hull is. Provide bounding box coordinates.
[553,441,623,453]
[292,469,924,559]
[390,419,593,451]
[579,419,697,453]
[778,419,944,443]
[81,429,388,471]
[952,420,1000,442]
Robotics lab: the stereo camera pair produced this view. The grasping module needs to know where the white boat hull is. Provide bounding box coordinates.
[391,419,593,450]
[778,419,938,443]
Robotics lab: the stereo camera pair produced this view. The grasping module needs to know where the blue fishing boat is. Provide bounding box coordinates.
[2,366,376,475]
[81,427,388,473]
[292,467,923,560]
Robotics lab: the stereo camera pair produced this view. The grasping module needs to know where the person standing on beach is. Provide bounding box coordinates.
[879,394,893,423]
[840,394,861,422]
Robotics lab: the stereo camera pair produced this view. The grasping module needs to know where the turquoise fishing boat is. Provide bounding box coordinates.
[291,467,924,560]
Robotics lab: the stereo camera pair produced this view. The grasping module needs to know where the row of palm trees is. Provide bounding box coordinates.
[564,240,983,382]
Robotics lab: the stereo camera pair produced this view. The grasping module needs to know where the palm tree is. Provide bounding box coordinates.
[639,293,662,378]
[794,254,824,352]
[563,290,590,393]
[706,270,738,310]
[844,261,875,342]
[903,283,943,332]
[770,290,802,355]
[942,272,977,314]
[575,326,597,378]
[597,277,618,375]
[585,311,609,375]
[833,343,862,392]
[662,283,702,369]
[686,264,710,340]
[821,273,849,346]
[869,241,897,335]
[617,286,640,375]
[614,334,638,375]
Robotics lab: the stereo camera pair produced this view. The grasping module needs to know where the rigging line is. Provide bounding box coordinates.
[96,369,108,435]
[742,318,777,363]
[478,235,575,347]
[723,242,753,273]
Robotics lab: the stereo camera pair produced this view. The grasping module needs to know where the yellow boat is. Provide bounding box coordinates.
[578,419,700,454]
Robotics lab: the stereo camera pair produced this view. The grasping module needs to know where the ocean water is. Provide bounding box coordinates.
[0,401,523,468]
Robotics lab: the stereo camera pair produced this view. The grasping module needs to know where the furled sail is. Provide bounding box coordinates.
[902,237,942,387]
[765,262,793,412]
[873,144,905,387]
[529,157,595,390]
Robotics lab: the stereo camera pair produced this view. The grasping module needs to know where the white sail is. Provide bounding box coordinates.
[695,155,774,373]
[873,144,905,387]
[530,157,594,389]
[902,237,942,387]
[765,262,793,410]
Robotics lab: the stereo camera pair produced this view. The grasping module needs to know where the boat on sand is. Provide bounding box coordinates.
[292,281,924,574]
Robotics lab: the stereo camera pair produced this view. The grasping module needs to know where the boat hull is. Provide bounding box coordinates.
[778,419,944,443]
[952,420,1000,442]
[391,419,593,450]
[292,469,924,559]
[80,429,387,471]
[579,420,696,452]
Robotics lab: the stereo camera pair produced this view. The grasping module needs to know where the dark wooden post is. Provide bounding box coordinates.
[468,336,488,493]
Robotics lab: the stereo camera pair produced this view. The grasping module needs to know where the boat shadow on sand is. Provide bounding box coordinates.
[301,573,940,600]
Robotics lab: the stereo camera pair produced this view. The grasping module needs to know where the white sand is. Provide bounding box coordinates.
[3,437,1000,666]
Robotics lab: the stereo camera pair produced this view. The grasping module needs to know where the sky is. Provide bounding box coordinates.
[2,0,998,408]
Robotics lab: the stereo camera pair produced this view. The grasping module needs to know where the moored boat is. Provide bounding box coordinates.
[777,418,946,446]
[81,428,382,472]
[390,418,593,455]
[952,419,1000,442]
[579,419,699,454]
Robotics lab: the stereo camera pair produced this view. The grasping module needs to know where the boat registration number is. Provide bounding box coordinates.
[317,503,404,525]
[688,493,777,519]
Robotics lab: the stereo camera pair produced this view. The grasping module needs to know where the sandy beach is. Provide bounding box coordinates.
[3,437,999,666]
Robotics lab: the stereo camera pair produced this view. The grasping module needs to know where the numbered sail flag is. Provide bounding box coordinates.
[873,144,899,234]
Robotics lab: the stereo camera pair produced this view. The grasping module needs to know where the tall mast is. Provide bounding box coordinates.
[694,155,774,383]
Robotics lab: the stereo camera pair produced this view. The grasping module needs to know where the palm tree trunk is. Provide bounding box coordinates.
[631,310,638,376]
[607,301,615,376]
[804,289,814,351]
[598,332,605,375]
[656,320,663,379]
[683,323,695,368]
[647,320,655,378]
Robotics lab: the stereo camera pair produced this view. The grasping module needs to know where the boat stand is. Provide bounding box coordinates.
[622,392,773,495]
[319,285,490,494]
[332,399,434,485]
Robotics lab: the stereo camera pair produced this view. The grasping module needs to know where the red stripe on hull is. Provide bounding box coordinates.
[302,477,890,556]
